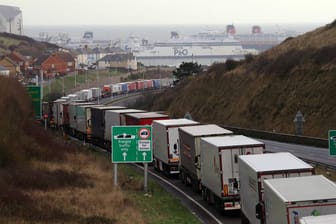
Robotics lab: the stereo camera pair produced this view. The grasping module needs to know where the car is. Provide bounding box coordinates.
[114,133,135,139]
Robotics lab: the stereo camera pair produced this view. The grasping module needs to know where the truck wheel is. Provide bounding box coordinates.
[153,159,159,171]
[201,188,207,201]
[241,212,250,224]
[163,164,170,177]
[180,171,186,184]
[214,196,224,214]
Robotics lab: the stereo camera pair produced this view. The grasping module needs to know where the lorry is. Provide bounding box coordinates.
[124,112,169,126]
[52,99,67,128]
[178,124,233,192]
[152,119,199,176]
[239,152,314,224]
[300,214,336,224]
[264,175,336,224]
[104,109,145,147]
[200,135,265,212]
[90,87,101,100]
[90,106,126,148]
[68,102,94,135]
[79,89,93,101]
[75,104,104,140]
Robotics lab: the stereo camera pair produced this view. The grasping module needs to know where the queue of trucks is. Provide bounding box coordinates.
[46,96,336,223]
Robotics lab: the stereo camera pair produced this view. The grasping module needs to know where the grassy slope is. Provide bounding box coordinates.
[0,77,200,224]
[149,21,336,138]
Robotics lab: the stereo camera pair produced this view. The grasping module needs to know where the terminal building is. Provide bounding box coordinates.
[0,5,23,35]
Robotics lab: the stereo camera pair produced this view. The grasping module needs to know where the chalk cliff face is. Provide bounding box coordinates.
[149,20,336,138]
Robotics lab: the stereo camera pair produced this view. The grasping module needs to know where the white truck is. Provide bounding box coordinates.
[104,109,145,145]
[90,87,101,100]
[179,124,233,192]
[300,214,336,224]
[68,102,94,135]
[79,89,93,101]
[52,99,67,127]
[239,152,314,224]
[152,119,199,176]
[264,175,336,224]
[200,135,265,212]
[75,104,103,140]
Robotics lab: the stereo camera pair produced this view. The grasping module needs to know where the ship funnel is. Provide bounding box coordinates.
[171,31,179,39]
[226,25,236,35]
[252,25,262,34]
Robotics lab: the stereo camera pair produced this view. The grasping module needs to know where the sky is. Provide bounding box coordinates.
[2,0,335,26]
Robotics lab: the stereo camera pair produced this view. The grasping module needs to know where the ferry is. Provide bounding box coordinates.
[132,31,258,66]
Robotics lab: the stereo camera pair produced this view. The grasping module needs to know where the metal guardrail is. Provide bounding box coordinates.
[221,125,336,171]
[301,157,336,171]
[220,125,328,148]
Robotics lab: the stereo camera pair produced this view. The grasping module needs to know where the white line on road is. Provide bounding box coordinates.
[134,164,223,224]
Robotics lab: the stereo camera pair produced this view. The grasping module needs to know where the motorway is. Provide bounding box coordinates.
[133,164,241,224]
[103,92,336,223]
[261,139,336,168]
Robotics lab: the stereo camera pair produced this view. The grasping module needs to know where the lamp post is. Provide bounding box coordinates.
[62,76,65,96]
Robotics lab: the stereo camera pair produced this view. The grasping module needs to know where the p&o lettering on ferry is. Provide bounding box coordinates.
[174,48,188,56]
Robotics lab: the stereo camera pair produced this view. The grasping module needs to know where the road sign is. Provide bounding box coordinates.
[329,130,336,156]
[26,86,41,119]
[112,126,152,163]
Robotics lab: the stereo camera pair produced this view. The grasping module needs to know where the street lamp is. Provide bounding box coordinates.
[62,76,65,96]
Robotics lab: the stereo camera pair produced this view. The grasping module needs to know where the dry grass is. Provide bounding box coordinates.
[22,151,145,224]
[0,77,146,223]
[0,143,146,224]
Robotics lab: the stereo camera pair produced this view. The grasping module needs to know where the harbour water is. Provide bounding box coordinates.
[23,23,326,66]
[23,23,324,43]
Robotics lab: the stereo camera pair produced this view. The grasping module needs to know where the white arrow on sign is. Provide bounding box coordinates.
[122,152,127,161]
[142,152,147,160]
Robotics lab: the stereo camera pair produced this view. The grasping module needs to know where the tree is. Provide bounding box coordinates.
[173,62,202,81]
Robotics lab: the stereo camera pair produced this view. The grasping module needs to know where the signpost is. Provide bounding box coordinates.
[26,86,42,119]
[329,130,336,156]
[112,126,152,163]
[111,126,152,191]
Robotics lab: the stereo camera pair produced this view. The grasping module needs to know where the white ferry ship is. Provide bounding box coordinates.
[132,31,258,66]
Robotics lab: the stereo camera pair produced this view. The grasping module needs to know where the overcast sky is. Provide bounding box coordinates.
[2,0,335,26]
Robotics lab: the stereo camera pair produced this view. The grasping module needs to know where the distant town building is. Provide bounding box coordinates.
[0,5,23,35]
[0,65,10,76]
[34,52,76,78]
[97,53,137,71]
[0,56,20,77]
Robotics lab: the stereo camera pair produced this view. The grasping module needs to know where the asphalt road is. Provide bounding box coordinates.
[260,139,336,168]
[133,164,241,224]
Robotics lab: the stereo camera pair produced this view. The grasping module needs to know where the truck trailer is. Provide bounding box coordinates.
[104,109,145,145]
[124,112,169,126]
[239,152,314,224]
[264,175,336,224]
[300,214,336,224]
[178,124,233,192]
[69,102,95,135]
[152,119,200,176]
[200,135,265,212]
[91,106,126,148]
[75,104,103,140]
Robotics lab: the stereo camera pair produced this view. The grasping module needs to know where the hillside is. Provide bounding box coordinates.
[0,32,58,57]
[148,20,336,138]
[0,77,199,223]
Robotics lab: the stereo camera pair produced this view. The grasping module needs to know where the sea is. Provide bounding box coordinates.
[23,23,325,43]
[22,23,326,66]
